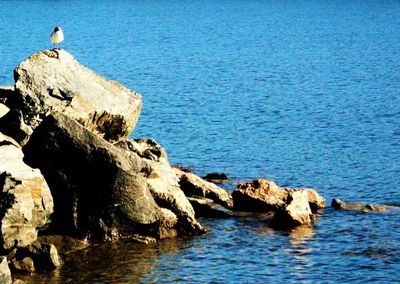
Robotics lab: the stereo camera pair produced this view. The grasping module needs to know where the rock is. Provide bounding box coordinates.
[13,49,142,142]
[332,199,390,213]
[187,197,234,218]
[302,188,326,211]
[0,103,9,118]
[36,235,89,256]
[0,109,33,146]
[0,256,12,284]
[116,139,206,235]
[12,242,61,272]
[0,133,53,251]
[176,170,233,209]
[271,190,313,227]
[171,165,192,173]
[232,179,288,211]
[202,172,229,183]
[232,179,326,213]
[23,113,203,239]
[10,257,35,273]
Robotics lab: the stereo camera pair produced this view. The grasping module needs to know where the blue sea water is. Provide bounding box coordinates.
[1,0,400,283]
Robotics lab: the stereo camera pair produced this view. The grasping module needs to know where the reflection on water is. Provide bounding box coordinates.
[286,226,315,278]
[15,238,186,283]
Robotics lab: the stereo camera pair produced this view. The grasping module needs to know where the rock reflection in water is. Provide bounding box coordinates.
[15,238,185,283]
[286,226,315,278]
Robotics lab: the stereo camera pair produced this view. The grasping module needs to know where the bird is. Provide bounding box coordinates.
[50,26,64,49]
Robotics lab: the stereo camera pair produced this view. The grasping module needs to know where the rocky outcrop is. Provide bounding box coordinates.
[175,170,233,209]
[23,113,203,240]
[271,190,313,227]
[232,179,325,213]
[332,199,390,213]
[0,132,53,251]
[13,49,142,142]
[116,139,206,235]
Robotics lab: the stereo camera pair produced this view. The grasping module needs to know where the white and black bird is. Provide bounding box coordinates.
[50,26,64,49]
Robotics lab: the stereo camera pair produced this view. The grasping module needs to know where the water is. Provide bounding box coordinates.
[1,0,400,282]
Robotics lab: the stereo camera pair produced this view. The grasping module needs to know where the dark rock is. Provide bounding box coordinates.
[271,190,313,227]
[202,172,229,183]
[0,256,12,284]
[332,198,390,213]
[0,87,17,107]
[12,242,61,272]
[36,235,89,256]
[175,170,233,209]
[10,257,35,273]
[23,113,203,240]
[0,109,33,146]
[13,49,142,142]
[116,139,206,235]
[0,133,53,252]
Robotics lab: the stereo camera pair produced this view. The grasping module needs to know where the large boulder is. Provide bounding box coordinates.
[13,49,142,142]
[116,139,206,235]
[0,132,53,251]
[23,113,202,240]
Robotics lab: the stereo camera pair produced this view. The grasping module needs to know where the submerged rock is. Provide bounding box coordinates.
[23,113,203,240]
[202,172,230,183]
[0,132,53,252]
[331,198,390,213]
[13,49,142,142]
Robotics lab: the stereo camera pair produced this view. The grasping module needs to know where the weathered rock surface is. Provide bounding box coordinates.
[175,170,233,209]
[332,198,390,213]
[0,103,9,118]
[23,113,203,240]
[116,139,206,235]
[302,188,326,211]
[0,256,12,284]
[232,179,288,211]
[0,133,53,251]
[13,49,142,142]
[232,179,325,213]
[271,190,313,227]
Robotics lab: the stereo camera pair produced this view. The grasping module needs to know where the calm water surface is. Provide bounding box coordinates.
[1,0,399,283]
